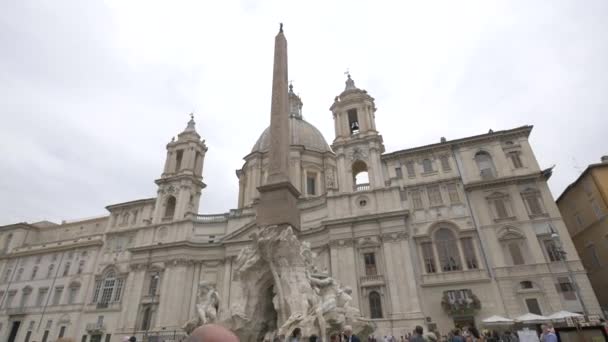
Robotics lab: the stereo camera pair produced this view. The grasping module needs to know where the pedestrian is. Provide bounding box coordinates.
[409,326,425,342]
[450,329,464,342]
[540,324,556,342]
[343,325,361,342]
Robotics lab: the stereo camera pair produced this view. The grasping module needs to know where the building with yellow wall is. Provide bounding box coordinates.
[557,156,608,316]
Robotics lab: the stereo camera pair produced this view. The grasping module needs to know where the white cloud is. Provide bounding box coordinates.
[1,0,606,224]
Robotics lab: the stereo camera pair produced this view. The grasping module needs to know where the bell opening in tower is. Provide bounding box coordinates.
[348,109,360,134]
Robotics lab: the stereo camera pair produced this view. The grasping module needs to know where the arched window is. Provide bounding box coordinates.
[141,306,153,330]
[92,270,125,307]
[422,159,433,173]
[352,160,369,191]
[369,291,383,319]
[164,196,176,219]
[475,151,496,179]
[435,228,461,271]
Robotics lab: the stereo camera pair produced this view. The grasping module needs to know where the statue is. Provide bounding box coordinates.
[182,282,220,334]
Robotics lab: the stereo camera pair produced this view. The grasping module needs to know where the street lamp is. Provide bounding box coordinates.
[549,225,589,316]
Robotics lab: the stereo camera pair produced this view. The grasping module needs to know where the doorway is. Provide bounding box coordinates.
[452,316,476,330]
[90,335,103,342]
[7,321,21,342]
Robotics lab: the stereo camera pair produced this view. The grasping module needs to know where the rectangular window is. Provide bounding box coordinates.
[509,152,523,168]
[53,286,63,305]
[574,214,584,228]
[175,149,184,172]
[41,330,49,342]
[524,193,544,216]
[92,280,102,303]
[525,298,542,315]
[422,159,433,173]
[591,200,603,219]
[347,109,359,134]
[45,320,52,329]
[363,253,377,276]
[399,189,407,201]
[82,335,88,342]
[24,331,32,342]
[447,184,460,203]
[6,291,16,308]
[68,286,79,304]
[411,191,423,209]
[395,167,403,179]
[114,278,124,302]
[494,199,509,219]
[439,155,451,171]
[59,326,66,338]
[460,238,478,269]
[3,269,11,283]
[427,186,443,206]
[105,334,112,342]
[20,291,30,308]
[405,161,415,177]
[16,268,23,281]
[587,244,601,269]
[306,174,316,196]
[36,288,48,307]
[557,277,577,300]
[63,262,71,277]
[421,242,436,274]
[508,242,525,265]
[544,240,565,262]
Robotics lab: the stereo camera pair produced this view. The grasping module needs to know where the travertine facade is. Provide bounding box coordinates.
[0,37,603,342]
[556,157,608,316]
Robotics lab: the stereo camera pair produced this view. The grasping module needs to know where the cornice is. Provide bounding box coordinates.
[2,236,104,259]
[322,209,409,227]
[463,172,543,191]
[382,125,533,160]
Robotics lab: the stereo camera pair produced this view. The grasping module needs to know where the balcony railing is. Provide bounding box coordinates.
[86,322,106,332]
[480,169,495,180]
[354,183,370,192]
[421,268,489,286]
[195,214,229,223]
[6,307,27,315]
[360,274,385,286]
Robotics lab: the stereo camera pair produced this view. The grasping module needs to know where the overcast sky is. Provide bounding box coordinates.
[1,0,606,225]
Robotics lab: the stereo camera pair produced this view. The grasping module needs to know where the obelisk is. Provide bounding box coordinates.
[256,24,301,230]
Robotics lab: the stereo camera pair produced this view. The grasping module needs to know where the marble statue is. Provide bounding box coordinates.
[182,282,220,334]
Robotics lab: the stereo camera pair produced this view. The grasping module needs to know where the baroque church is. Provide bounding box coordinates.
[0,30,602,342]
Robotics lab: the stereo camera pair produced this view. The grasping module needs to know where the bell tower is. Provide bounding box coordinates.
[330,74,385,193]
[153,114,207,223]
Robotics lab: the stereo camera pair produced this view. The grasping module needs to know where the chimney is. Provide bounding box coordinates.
[601,156,608,163]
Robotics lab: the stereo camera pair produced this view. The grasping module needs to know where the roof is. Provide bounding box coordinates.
[382,125,533,159]
[556,161,608,203]
[251,116,332,154]
[105,197,156,211]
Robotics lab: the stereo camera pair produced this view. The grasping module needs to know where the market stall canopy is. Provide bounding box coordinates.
[515,313,550,323]
[547,310,584,320]
[482,315,514,325]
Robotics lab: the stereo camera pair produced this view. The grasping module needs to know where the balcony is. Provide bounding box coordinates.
[195,214,229,223]
[480,169,495,180]
[6,307,27,316]
[354,183,370,192]
[360,274,385,287]
[86,322,106,333]
[421,269,489,287]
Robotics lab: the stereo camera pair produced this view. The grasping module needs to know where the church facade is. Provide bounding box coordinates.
[0,69,603,341]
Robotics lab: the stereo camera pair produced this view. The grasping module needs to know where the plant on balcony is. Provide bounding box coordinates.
[441,290,481,316]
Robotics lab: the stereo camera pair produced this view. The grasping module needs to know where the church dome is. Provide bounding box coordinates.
[251,117,332,154]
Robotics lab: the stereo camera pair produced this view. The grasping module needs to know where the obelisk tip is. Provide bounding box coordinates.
[279,23,283,33]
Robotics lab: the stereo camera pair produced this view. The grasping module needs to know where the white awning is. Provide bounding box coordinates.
[547,310,584,320]
[482,315,514,325]
[515,313,550,323]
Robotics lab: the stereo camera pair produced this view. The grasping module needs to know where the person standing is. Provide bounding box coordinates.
[343,325,361,342]
[540,325,557,342]
[409,326,426,342]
